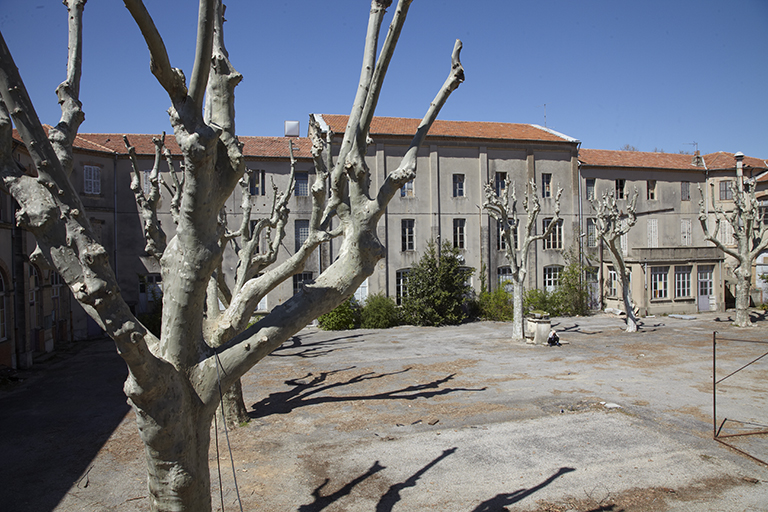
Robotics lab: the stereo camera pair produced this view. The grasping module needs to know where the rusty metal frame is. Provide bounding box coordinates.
[712,332,768,466]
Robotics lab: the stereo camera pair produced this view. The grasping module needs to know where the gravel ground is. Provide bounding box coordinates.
[1,310,767,511]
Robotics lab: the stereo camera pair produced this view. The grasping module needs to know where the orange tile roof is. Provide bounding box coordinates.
[578,148,706,170]
[700,151,768,171]
[580,148,768,173]
[318,114,578,143]
[13,127,313,159]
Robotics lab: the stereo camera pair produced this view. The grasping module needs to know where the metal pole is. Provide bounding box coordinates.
[713,331,717,438]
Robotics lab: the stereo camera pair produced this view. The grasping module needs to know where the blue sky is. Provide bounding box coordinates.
[2,1,766,157]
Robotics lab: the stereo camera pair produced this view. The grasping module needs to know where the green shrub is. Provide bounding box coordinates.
[400,241,474,326]
[317,298,361,330]
[478,285,515,321]
[524,288,557,316]
[361,293,400,329]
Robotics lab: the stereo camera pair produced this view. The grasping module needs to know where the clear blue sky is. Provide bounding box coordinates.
[2,1,766,157]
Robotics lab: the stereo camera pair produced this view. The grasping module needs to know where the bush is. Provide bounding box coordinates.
[478,285,515,321]
[361,293,400,329]
[524,288,557,316]
[400,241,474,326]
[317,298,361,330]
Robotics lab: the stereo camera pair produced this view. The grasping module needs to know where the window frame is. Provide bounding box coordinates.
[586,178,595,201]
[542,173,552,198]
[395,269,410,305]
[543,265,562,292]
[651,266,669,300]
[400,180,414,198]
[646,180,656,200]
[586,218,597,248]
[719,180,733,201]
[494,172,507,197]
[674,265,692,298]
[542,218,563,250]
[83,165,101,195]
[452,174,465,198]
[453,218,466,249]
[615,179,626,200]
[293,272,314,295]
[295,219,310,252]
[681,181,690,201]
[295,172,309,197]
[401,219,415,252]
[249,169,266,196]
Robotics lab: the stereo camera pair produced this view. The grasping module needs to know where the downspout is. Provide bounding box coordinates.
[576,145,584,306]
[113,152,119,281]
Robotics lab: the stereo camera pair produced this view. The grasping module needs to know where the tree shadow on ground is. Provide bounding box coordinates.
[249,367,486,419]
[0,340,130,512]
[375,447,457,512]
[268,333,366,359]
[470,466,576,511]
[297,460,387,512]
[297,448,457,512]
[554,322,603,335]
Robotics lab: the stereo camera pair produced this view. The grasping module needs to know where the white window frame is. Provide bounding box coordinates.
[586,178,595,201]
[586,218,597,248]
[675,266,692,298]
[83,165,101,195]
[497,266,513,293]
[651,266,669,299]
[494,172,507,197]
[608,266,618,297]
[250,170,266,196]
[646,180,656,200]
[543,265,561,292]
[615,179,626,199]
[542,218,563,250]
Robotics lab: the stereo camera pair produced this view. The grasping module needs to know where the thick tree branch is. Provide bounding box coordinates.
[189,0,216,112]
[375,39,464,214]
[124,134,167,258]
[123,0,188,103]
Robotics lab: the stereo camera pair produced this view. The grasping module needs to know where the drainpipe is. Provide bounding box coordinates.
[113,152,119,280]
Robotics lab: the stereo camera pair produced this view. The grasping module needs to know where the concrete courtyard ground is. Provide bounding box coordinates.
[1,311,767,511]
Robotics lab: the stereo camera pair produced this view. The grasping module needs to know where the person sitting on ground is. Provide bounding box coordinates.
[547,329,561,346]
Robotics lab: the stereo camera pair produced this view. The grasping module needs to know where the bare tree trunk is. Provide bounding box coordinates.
[512,281,524,339]
[734,269,752,327]
[218,379,249,428]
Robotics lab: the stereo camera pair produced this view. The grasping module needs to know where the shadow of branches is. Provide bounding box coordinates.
[375,447,457,512]
[298,460,386,512]
[471,466,576,511]
[249,367,486,419]
[268,333,366,359]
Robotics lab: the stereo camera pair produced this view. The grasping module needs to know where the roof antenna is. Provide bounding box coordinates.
[684,141,698,153]
[537,103,547,127]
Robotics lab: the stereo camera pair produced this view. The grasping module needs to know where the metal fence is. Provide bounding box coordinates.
[712,332,768,465]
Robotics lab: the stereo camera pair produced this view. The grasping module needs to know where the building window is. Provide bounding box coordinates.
[453,218,466,249]
[495,172,507,197]
[401,180,414,198]
[452,174,465,197]
[719,180,733,201]
[250,170,266,196]
[497,266,513,292]
[647,180,656,200]
[293,272,313,295]
[401,219,415,251]
[497,220,517,250]
[295,219,309,251]
[675,266,692,298]
[651,266,669,299]
[354,278,369,303]
[395,269,410,305]
[83,165,101,195]
[647,218,658,248]
[586,179,595,201]
[0,271,7,341]
[681,181,690,201]
[717,220,735,246]
[543,265,562,292]
[542,218,563,250]
[615,179,625,199]
[542,173,552,198]
[295,172,309,196]
[681,219,692,246]
[142,170,152,195]
[586,218,597,247]
[608,266,618,297]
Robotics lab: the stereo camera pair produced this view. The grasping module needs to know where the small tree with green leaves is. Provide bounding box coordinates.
[400,241,474,326]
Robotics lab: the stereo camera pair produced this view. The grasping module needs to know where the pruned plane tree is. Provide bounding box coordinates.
[0,0,464,510]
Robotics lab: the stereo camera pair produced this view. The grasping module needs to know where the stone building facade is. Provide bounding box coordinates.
[2,119,765,369]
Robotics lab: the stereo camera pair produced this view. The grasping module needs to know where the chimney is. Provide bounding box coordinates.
[691,150,703,167]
